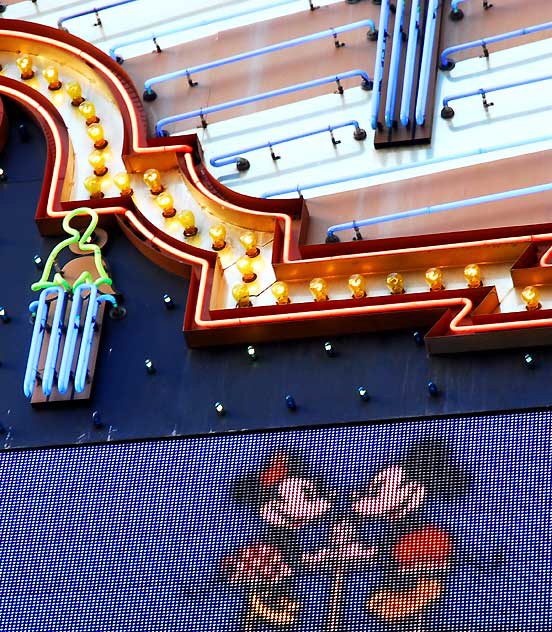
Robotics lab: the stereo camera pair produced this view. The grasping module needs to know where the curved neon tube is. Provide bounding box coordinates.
[371,0,391,130]
[41,290,68,397]
[385,0,406,128]
[155,70,372,136]
[58,0,138,31]
[57,284,87,395]
[23,287,66,398]
[144,20,376,93]
[415,0,439,126]
[400,0,421,126]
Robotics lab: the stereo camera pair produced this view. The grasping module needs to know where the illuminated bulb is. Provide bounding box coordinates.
[464,263,482,288]
[309,277,328,302]
[240,231,260,258]
[66,81,84,106]
[425,267,444,291]
[348,274,366,299]
[209,224,227,251]
[42,65,61,90]
[143,168,164,195]
[113,172,133,196]
[88,150,108,177]
[78,101,100,126]
[271,281,290,305]
[86,123,108,150]
[386,272,405,295]
[16,55,34,80]
[521,286,541,311]
[236,256,257,283]
[178,211,198,237]
[232,283,252,307]
[155,192,177,218]
[83,175,104,199]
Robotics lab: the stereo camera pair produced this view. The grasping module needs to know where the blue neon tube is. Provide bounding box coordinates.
[155,69,372,136]
[58,0,138,30]
[109,0,299,61]
[261,132,552,198]
[327,181,552,237]
[384,0,406,128]
[400,0,421,126]
[209,120,364,168]
[41,291,68,397]
[415,0,439,126]
[57,284,87,395]
[371,0,391,130]
[144,19,376,95]
[451,0,466,9]
[440,20,552,69]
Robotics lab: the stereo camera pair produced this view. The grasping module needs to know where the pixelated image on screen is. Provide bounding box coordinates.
[0,410,549,631]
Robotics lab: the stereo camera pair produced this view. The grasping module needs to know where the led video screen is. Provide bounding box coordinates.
[0,410,549,631]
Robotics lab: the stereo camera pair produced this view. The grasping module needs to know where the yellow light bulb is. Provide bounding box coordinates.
[236,256,257,283]
[83,175,103,199]
[271,281,290,305]
[178,211,198,237]
[209,224,227,251]
[425,267,444,291]
[88,150,108,176]
[42,65,61,90]
[78,101,99,125]
[464,263,482,288]
[309,277,328,302]
[65,81,84,106]
[232,283,252,307]
[155,192,176,218]
[143,168,164,195]
[348,274,366,299]
[86,123,108,150]
[113,172,133,196]
[16,55,34,80]
[521,286,541,311]
[240,231,260,257]
[386,272,405,295]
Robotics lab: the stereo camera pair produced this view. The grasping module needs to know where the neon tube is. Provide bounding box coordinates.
[400,0,421,126]
[41,290,68,397]
[58,0,138,31]
[371,0,391,130]
[384,0,406,128]
[57,284,87,395]
[415,0,439,126]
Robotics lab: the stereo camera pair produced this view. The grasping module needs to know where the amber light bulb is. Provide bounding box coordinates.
[87,123,108,150]
[143,168,164,195]
[42,66,62,91]
[425,267,444,291]
[271,281,290,305]
[232,283,252,308]
[240,231,260,258]
[309,277,328,302]
[84,175,104,199]
[66,81,84,106]
[155,192,177,218]
[209,224,227,251]
[464,263,482,289]
[78,101,100,126]
[179,211,198,237]
[113,172,133,196]
[521,286,541,311]
[16,55,34,80]
[237,256,257,283]
[88,150,108,177]
[386,272,405,295]
[348,274,366,299]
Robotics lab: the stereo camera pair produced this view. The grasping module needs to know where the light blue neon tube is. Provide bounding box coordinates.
[74,289,116,394]
[23,287,66,398]
[261,132,552,198]
[42,291,68,397]
[58,0,137,30]
[155,69,372,136]
[451,0,466,9]
[439,20,552,69]
[143,19,376,95]
[209,120,364,167]
[109,0,299,61]
[371,0,391,130]
[384,0,406,128]
[57,284,87,395]
[415,0,439,126]
[327,181,552,237]
[400,0,421,126]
